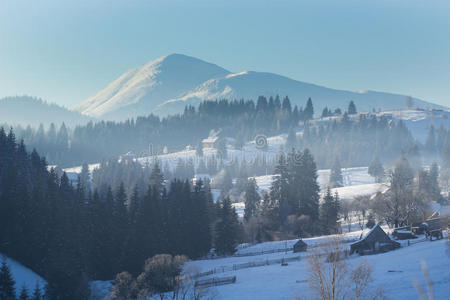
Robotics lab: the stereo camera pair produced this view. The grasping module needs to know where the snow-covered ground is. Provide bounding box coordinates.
[254,166,376,192]
[185,232,450,300]
[0,254,46,294]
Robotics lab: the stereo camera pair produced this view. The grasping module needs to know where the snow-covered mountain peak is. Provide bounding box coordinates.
[75,54,446,120]
[74,54,230,118]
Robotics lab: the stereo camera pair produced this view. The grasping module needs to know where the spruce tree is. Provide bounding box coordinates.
[285,128,297,149]
[368,155,384,183]
[32,283,42,300]
[270,154,289,226]
[215,197,239,255]
[304,98,314,121]
[0,259,16,300]
[244,178,260,221]
[429,163,442,202]
[348,100,357,115]
[320,188,339,234]
[19,285,29,300]
[425,126,436,153]
[329,157,343,188]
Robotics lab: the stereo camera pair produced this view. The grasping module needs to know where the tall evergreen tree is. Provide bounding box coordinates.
[329,157,343,188]
[244,178,260,221]
[320,188,340,234]
[285,128,297,149]
[368,155,384,183]
[425,125,436,153]
[348,100,357,115]
[0,259,16,300]
[215,197,240,255]
[304,98,314,121]
[19,285,29,300]
[31,283,42,300]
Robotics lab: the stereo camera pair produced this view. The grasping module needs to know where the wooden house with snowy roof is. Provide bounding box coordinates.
[350,224,400,255]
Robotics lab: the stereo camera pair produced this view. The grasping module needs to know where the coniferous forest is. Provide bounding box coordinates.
[8,97,448,170]
[0,125,337,299]
[0,128,234,298]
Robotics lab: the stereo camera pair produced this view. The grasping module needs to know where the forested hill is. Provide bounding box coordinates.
[0,96,92,127]
[11,97,449,169]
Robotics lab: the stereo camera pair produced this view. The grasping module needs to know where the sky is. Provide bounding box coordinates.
[1,0,449,108]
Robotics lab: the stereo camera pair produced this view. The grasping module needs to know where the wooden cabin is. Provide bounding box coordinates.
[350,224,400,255]
[293,239,307,253]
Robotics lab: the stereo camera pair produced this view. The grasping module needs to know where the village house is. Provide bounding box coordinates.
[350,224,400,255]
[293,239,307,253]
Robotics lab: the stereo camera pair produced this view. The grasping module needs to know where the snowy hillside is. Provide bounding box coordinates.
[185,235,450,300]
[74,54,230,119]
[75,54,445,120]
[92,230,450,300]
[1,254,46,293]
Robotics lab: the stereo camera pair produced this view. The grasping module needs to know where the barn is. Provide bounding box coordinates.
[350,224,400,255]
[293,239,307,253]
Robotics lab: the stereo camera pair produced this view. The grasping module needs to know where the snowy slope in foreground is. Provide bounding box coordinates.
[1,254,46,293]
[188,236,450,300]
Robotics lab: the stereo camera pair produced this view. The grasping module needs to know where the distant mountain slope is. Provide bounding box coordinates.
[155,71,444,116]
[74,54,230,119]
[0,96,91,127]
[77,54,446,120]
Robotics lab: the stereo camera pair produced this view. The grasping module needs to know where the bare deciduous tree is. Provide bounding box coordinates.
[306,237,384,300]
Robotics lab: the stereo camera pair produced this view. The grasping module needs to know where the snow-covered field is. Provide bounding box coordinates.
[0,254,46,294]
[186,232,450,300]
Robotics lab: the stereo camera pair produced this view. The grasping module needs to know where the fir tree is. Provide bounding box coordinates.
[19,285,29,300]
[348,100,357,115]
[425,125,436,153]
[329,157,343,188]
[244,178,260,221]
[215,197,240,255]
[0,259,16,300]
[304,98,314,121]
[31,283,42,300]
[368,155,384,183]
[319,188,339,234]
[285,128,297,149]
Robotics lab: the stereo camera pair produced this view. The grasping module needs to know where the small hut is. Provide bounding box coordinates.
[350,224,400,255]
[293,239,307,253]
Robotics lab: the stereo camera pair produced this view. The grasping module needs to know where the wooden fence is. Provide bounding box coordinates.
[195,255,301,278]
[195,276,236,288]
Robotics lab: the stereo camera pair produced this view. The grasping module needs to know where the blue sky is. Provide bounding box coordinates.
[1,0,449,107]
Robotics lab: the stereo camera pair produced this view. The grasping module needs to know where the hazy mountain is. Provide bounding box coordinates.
[0,96,92,127]
[74,54,230,119]
[77,54,446,119]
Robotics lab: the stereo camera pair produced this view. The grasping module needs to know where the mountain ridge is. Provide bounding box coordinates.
[75,54,446,119]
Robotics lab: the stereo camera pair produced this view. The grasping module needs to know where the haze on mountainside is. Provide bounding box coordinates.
[75,54,446,120]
